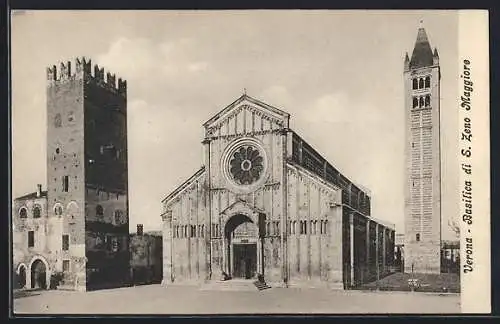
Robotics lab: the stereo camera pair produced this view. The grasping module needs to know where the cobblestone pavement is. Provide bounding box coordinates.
[13,284,461,315]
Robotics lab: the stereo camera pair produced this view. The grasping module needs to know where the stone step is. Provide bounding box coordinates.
[200,279,270,292]
[253,280,271,291]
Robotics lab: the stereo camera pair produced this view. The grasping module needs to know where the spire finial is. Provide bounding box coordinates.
[419,19,424,28]
[243,88,247,96]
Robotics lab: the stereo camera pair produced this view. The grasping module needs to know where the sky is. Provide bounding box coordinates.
[11,10,460,239]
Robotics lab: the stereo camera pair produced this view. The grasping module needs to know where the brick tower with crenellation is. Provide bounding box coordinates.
[46,58,130,291]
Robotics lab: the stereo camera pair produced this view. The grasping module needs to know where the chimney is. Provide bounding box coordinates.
[36,184,42,198]
[137,224,144,236]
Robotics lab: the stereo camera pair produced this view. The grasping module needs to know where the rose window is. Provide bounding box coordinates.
[229,146,264,185]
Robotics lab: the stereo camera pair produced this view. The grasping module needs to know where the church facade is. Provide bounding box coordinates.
[161,95,395,289]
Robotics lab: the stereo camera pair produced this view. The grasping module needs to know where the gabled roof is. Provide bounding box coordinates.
[409,27,435,69]
[202,94,290,128]
[161,166,206,204]
[15,191,48,201]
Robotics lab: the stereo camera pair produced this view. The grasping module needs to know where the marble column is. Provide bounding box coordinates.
[202,138,212,280]
[382,227,387,274]
[349,213,355,287]
[375,223,380,282]
[280,129,289,286]
[161,210,173,285]
[365,219,370,282]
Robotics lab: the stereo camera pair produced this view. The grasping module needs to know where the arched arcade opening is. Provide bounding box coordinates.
[30,258,48,290]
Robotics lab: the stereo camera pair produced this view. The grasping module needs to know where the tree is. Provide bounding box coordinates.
[448,218,460,239]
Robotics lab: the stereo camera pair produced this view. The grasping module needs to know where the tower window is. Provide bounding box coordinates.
[19,207,27,219]
[96,205,104,218]
[425,76,431,88]
[419,97,424,108]
[111,237,119,252]
[412,78,418,90]
[416,233,421,242]
[425,95,431,107]
[33,205,41,218]
[412,97,418,108]
[62,176,69,192]
[114,210,123,224]
[412,142,415,148]
[28,231,34,248]
[62,234,69,251]
[54,113,62,128]
[418,78,424,89]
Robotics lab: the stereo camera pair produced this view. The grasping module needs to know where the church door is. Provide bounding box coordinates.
[233,243,257,279]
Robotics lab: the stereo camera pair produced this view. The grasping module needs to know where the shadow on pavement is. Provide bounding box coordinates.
[13,289,42,300]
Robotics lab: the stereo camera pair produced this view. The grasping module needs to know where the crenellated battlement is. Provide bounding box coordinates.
[47,57,127,96]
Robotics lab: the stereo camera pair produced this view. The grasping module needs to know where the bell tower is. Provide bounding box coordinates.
[403,24,442,274]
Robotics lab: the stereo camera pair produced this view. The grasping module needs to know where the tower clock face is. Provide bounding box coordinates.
[222,137,268,194]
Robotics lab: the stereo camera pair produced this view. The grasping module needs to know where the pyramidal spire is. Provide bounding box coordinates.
[409,23,435,69]
[404,52,410,71]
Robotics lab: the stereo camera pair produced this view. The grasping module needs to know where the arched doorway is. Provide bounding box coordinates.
[18,265,27,288]
[224,214,260,279]
[31,259,47,289]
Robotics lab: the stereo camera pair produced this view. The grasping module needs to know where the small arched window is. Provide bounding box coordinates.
[419,97,424,108]
[300,221,307,235]
[416,233,421,242]
[418,78,424,89]
[412,97,418,108]
[19,207,27,219]
[412,78,418,90]
[425,95,431,107]
[33,205,41,218]
[425,76,431,88]
[54,204,63,216]
[96,205,104,218]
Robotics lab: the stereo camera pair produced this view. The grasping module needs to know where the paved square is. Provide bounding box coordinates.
[13,284,460,315]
